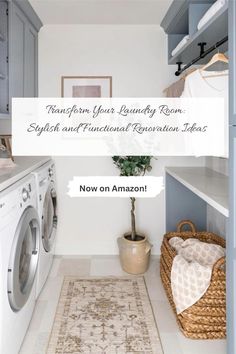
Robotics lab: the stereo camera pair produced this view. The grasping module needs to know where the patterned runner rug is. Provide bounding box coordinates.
[47,277,163,354]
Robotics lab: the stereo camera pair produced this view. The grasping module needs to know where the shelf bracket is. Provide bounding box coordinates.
[198,42,207,57]
[175,62,182,76]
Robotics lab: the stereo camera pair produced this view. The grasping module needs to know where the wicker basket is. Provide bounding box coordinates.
[160,220,226,339]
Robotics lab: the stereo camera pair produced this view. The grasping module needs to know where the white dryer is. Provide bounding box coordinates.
[0,174,40,354]
[32,160,57,298]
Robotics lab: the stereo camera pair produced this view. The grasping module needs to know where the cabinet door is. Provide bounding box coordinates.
[9,2,38,110]
[0,1,9,114]
[8,2,25,106]
[24,23,37,97]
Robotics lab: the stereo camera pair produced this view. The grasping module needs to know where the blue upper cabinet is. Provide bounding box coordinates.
[0,1,9,117]
[161,0,228,66]
[161,0,215,34]
[0,0,42,120]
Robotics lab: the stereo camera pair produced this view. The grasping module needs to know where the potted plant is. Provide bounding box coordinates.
[112,156,153,274]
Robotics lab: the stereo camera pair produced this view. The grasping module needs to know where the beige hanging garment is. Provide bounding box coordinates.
[164,79,185,97]
[164,68,197,97]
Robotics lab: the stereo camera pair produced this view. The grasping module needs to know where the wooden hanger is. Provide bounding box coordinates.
[180,67,197,79]
[200,52,228,78]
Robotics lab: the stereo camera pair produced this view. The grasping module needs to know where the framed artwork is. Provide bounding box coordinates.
[61,76,112,97]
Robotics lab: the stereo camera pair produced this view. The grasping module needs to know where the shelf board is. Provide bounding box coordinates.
[165,166,228,217]
[169,3,228,65]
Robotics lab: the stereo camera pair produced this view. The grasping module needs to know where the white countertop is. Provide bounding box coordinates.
[165,166,229,217]
[0,156,51,192]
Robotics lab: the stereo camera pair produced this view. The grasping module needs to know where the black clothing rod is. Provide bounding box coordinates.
[175,35,228,76]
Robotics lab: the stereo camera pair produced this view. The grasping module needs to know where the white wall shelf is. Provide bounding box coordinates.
[166,166,228,217]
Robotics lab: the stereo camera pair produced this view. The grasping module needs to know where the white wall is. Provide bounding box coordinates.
[38,25,204,255]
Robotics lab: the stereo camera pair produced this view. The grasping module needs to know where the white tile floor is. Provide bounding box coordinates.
[20,256,226,354]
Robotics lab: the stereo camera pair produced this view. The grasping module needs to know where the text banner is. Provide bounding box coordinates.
[12,97,226,156]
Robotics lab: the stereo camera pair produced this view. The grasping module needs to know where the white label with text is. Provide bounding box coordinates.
[12,97,227,156]
[67,176,164,197]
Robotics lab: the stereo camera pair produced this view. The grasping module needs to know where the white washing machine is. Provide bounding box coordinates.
[32,160,57,298]
[0,174,40,354]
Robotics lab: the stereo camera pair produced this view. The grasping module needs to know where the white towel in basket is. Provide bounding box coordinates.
[169,237,225,314]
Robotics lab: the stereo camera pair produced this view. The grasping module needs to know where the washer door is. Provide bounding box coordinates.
[42,184,57,253]
[8,206,40,312]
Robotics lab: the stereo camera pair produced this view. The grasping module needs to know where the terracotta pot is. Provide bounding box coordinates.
[117,233,152,274]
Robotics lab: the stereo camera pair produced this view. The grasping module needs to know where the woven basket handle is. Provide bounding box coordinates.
[177,220,196,233]
[212,256,225,274]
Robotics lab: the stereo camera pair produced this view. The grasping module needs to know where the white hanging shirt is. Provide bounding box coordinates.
[181,69,228,98]
[181,69,228,157]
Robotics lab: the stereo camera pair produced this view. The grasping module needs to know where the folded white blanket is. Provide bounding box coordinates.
[171,35,190,57]
[198,0,227,30]
[170,237,225,314]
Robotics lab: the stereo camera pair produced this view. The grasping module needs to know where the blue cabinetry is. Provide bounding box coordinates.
[0,1,9,116]
[161,0,228,66]
[9,1,39,105]
[0,0,42,133]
